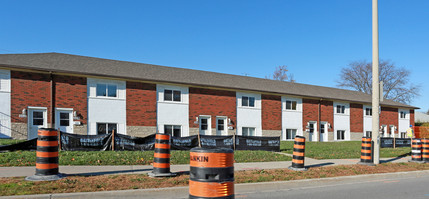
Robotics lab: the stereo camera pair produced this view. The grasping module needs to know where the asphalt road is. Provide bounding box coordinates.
[3,170,429,199]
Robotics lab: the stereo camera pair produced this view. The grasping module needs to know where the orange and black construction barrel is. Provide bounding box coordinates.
[409,138,424,163]
[289,136,307,171]
[149,133,176,177]
[421,138,429,163]
[189,147,234,199]
[26,128,63,181]
[357,136,375,166]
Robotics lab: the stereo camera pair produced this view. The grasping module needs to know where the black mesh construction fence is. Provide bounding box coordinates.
[235,135,280,151]
[0,138,37,152]
[380,138,411,148]
[60,132,112,151]
[114,133,155,151]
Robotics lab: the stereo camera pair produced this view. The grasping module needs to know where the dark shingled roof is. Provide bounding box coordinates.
[0,52,417,109]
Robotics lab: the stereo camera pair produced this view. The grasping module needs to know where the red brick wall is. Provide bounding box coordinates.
[126,82,157,126]
[410,109,415,126]
[302,99,319,130]
[189,88,236,128]
[11,71,52,123]
[350,103,363,133]
[321,100,334,132]
[53,75,87,124]
[380,107,399,134]
[262,95,281,130]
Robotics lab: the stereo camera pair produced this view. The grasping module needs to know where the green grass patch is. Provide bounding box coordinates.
[0,150,291,167]
[0,139,26,146]
[281,141,410,159]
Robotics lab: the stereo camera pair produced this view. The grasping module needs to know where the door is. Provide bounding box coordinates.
[199,116,211,135]
[216,117,227,136]
[28,108,47,140]
[381,125,388,137]
[55,109,73,133]
[320,122,328,142]
[308,122,317,142]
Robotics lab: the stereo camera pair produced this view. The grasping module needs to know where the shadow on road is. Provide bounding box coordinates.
[305,162,335,168]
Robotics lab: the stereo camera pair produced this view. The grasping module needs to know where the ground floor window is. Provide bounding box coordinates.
[337,130,345,140]
[364,131,372,138]
[242,127,255,136]
[97,123,117,134]
[286,129,297,140]
[164,125,181,137]
[400,132,407,138]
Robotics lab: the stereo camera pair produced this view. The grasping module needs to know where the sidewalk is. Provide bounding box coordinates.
[0,156,410,178]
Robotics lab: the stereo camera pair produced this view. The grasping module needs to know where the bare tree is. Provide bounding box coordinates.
[426,109,429,115]
[337,60,420,104]
[266,65,295,82]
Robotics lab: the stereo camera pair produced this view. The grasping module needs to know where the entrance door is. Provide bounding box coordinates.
[308,121,317,142]
[28,108,47,140]
[199,116,211,135]
[216,117,227,136]
[320,122,328,142]
[55,109,73,133]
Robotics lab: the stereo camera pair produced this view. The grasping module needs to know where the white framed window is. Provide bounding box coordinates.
[164,125,181,137]
[364,131,372,138]
[400,132,406,138]
[242,96,255,107]
[96,83,117,98]
[309,122,315,133]
[242,127,255,136]
[336,105,346,114]
[337,130,346,140]
[285,100,297,110]
[97,123,117,134]
[286,129,297,140]
[164,89,181,102]
[365,108,372,116]
[400,111,406,119]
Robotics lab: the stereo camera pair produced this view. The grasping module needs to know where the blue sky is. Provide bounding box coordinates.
[1,0,428,112]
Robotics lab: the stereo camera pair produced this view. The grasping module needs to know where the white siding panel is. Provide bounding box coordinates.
[0,69,11,138]
[281,96,303,140]
[236,92,262,136]
[334,102,350,140]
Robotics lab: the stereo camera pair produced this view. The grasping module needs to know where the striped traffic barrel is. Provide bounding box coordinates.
[410,138,423,162]
[149,133,176,177]
[359,137,373,164]
[289,136,307,171]
[421,138,429,162]
[26,128,62,181]
[189,147,234,199]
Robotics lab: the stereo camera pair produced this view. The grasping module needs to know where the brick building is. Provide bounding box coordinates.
[0,53,417,141]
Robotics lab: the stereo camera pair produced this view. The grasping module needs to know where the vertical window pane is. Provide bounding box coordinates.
[249,128,255,136]
[164,90,172,101]
[173,90,181,102]
[201,118,208,130]
[286,101,292,110]
[242,96,248,107]
[108,123,117,133]
[173,125,181,137]
[60,112,69,126]
[218,119,224,131]
[249,97,255,107]
[97,123,107,134]
[33,111,43,119]
[242,127,248,136]
[292,101,297,110]
[96,84,107,97]
[107,84,117,97]
[164,125,172,135]
[342,106,345,114]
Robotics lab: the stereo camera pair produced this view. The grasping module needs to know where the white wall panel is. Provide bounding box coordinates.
[0,69,11,138]
[398,109,410,134]
[334,102,350,140]
[236,92,262,136]
[281,96,303,140]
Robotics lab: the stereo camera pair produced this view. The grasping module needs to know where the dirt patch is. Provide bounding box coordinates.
[1,162,429,196]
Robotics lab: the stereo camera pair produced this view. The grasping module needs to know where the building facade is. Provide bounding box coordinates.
[0,53,417,141]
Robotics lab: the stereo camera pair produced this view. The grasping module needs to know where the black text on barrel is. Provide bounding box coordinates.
[411,138,422,162]
[189,147,234,199]
[291,136,306,169]
[360,137,372,163]
[153,133,171,174]
[421,138,429,163]
[36,128,59,176]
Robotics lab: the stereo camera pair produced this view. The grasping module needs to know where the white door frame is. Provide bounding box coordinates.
[55,108,74,134]
[308,121,318,142]
[320,122,328,142]
[199,115,211,135]
[27,107,48,140]
[390,125,396,138]
[216,116,228,136]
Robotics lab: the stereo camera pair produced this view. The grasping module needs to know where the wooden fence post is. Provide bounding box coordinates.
[111,129,115,151]
[198,131,201,147]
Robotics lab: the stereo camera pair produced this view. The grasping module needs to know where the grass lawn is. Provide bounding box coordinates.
[0,139,26,146]
[281,141,410,159]
[1,162,428,196]
[0,150,291,167]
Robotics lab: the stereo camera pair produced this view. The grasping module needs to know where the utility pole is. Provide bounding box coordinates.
[372,0,380,165]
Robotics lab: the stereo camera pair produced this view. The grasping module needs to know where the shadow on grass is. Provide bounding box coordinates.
[64,168,153,177]
[380,153,410,163]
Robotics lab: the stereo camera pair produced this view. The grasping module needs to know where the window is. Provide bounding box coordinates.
[337,130,345,140]
[365,108,372,116]
[97,123,117,134]
[59,112,70,126]
[33,111,44,125]
[164,89,181,102]
[400,132,406,138]
[200,118,208,130]
[164,125,181,137]
[309,123,315,133]
[242,127,255,136]
[286,100,297,110]
[96,84,117,97]
[365,131,372,138]
[217,119,224,131]
[400,111,406,119]
[336,105,345,114]
[286,129,297,140]
[242,96,255,107]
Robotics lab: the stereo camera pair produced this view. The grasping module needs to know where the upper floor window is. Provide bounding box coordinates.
[286,100,297,110]
[96,84,117,97]
[336,105,345,114]
[164,89,181,102]
[365,108,372,116]
[400,111,406,119]
[242,96,255,107]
